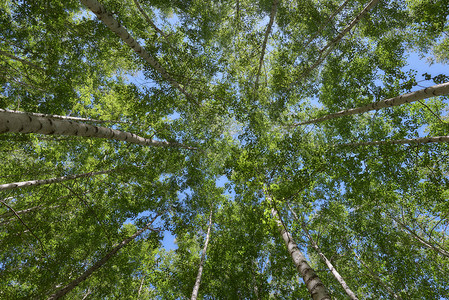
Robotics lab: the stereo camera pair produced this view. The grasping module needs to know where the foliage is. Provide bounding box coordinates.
[1,0,449,299]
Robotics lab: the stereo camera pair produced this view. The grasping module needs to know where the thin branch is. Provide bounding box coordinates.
[255,0,278,91]
[0,199,47,255]
[132,0,167,37]
[0,50,45,71]
[417,100,446,124]
[352,250,403,300]
[338,135,449,147]
[48,213,160,299]
[297,0,380,82]
[304,0,352,49]
[294,82,449,126]
[392,216,449,258]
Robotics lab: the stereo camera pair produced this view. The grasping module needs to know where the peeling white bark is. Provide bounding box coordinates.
[0,110,197,150]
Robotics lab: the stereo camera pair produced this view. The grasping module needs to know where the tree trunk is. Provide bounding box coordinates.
[0,110,197,150]
[255,0,278,90]
[0,169,116,191]
[295,81,449,125]
[299,0,380,81]
[191,208,213,300]
[339,135,449,147]
[79,0,191,99]
[268,195,330,300]
[287,203,358,299]
[1,109,125,124]
[48,214,159,300]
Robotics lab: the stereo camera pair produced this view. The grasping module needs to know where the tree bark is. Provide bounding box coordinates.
[0,110,197,150]
[191,208,213,300]
[48,214,159,300]
[0,169,115,191]
[255,0,278,90]
[287,203,358,300]
[267,195,330,300]
[1,109,125,124]
[295,81,449,126]
[299,0,380,81]
[339,135,449,147]
[79,0,192,99]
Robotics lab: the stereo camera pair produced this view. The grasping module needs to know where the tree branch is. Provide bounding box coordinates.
[294,82,449,126]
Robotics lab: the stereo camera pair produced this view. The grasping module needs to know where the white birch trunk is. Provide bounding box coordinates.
[79,0,191,99]
[191,209,213,300]
[48,214,159,299]
[1,109,125,124]
[0,110,197,150]
[300,0,380,81]
[295,82,449,125]
[340,135,449,147]
[287,203,358,299]
[268,198,330,300]
[0,169,114,191]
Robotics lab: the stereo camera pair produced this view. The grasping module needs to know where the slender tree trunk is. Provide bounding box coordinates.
[191,208,213,300]
[137,275,145,299]
[304,0,351,49]
[339,135,449,147]
[295,81,449,126]
[299,0,380,81]
[48,214,159,300]
[255,0,278,90]
[287,203,358,300]
[0,49,45,71]
[352,250,403,300]
[267,194,330,300]
[392,217,449,258]
[0,169,115,191]
[1,109,125,124]
[0,110,197,150]
[79,0,192,99]
[132,0,167,37]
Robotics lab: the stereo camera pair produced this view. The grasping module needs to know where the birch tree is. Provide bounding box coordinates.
[1,0,449,299]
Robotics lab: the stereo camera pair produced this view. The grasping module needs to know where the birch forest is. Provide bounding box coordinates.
[1,0,449,299]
